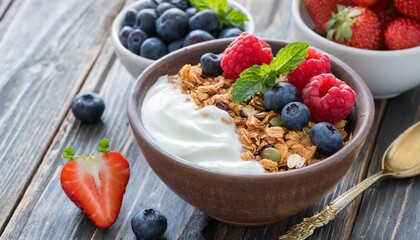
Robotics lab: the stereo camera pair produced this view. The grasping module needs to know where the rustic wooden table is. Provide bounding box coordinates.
[0,0,419,239]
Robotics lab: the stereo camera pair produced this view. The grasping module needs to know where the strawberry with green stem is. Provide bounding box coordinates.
[326,5,383,49]
[60,138,130,228]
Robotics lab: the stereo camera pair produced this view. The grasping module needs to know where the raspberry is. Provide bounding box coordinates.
[302,73,356,124]
[287,48,330,92]
[220,32,273,80]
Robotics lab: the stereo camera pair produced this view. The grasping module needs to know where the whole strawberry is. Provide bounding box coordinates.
[288,47,331,93]
[394,0,420,20]
[221,32,272,80]
[326,5,383,50]
[302,73,356,124]
[353,0,378,8]
[60,138,130,228]
[385,17,420,50]
[305,0,338,34]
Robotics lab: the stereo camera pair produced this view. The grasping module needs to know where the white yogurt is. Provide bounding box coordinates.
[141,76,264,174]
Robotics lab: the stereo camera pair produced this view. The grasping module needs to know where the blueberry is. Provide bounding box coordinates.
[156,8,188,42]
[281,102,310,130]
[119,26,134,48]
[167,38,185,53]
[200,53,223,77]
[188,10,220,36]
[137,0,158,11]
[310,122,343,156]
[135,9,158,37]
[124,8,137,26]
[71,92,105,123]
[185,7,197,18]
[127,29,148,55]
[219,27,244,38]
[183,30,215,47]
[140,37,167,60]
[156,2,175,16]
[169,0,190,10]
[263,82,298,113]
[131,208,167,240]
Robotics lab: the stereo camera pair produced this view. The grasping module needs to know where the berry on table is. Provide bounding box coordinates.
[310,122,343,156]
[131,208,167,240]
[287,47,330,93]
[118,26,134,48]
[156,8,188,42]
[140,37,167,60]
[384,17,420,50]
[200,53,223,77]
[188,10,220,36]
[221,32,273,80]
[281,102,311,130]
[183,29,215,46]
[263,82,299,113]
[135,9,158,37]
[71,92,105,123]
[127,29,148,55]
[302,73,356,124]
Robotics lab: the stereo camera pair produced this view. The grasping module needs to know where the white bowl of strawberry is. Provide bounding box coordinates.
[128,33,375,225]
[292,0,420,99]
[111,0,254,79]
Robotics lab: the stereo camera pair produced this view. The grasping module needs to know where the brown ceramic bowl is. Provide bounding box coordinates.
[128,39,374,226]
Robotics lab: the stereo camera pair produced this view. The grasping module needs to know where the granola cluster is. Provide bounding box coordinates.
[169,64,350,173]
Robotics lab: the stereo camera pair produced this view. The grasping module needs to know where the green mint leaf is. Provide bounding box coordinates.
[98,138,110,152]
[269,42,309,75]
[230,42,310,103]
[190,0,227,12]
[62,147,76,161]
[221,8,249,27]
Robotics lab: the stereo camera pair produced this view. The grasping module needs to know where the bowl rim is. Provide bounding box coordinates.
[128,38,375,180]
[291,0,420,55]
[111,0,256,64]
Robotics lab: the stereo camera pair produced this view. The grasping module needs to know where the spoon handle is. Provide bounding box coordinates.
[279,171,387,240]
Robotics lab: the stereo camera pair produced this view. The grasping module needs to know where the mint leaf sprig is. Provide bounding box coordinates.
[189,0,249,27]
[231,42,310,103]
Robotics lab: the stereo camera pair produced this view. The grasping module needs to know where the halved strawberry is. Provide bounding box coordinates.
[60,138,130,228]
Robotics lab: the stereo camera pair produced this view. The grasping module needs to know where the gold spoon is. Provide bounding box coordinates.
[279,121,420,240]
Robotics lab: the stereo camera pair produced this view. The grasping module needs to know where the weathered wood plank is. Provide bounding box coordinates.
[0,0,125,231]
[350,86,420,240]
[0,0,13,20]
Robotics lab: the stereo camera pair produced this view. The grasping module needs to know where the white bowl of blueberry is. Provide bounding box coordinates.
[111,0,255,79]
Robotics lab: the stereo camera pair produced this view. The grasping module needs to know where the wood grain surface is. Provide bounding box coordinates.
[0,0,419,239]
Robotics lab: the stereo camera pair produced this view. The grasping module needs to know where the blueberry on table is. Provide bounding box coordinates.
[281,102,310,131]
[71,92,105,123]
[200,53,223,77]
[131,208,167,240]
[156,2,175,16]
[219,27,244,38]
[128,29,148,55]
[310,122,343,156]
[156,8,188,42]
[263,82,298,113]
[119,26,134,48]
[183,30,215,47]
[135,9,158,37]
[185,7,197,18]
[188,10,220,36]
[140,37,167,60]
[124,8,137,27]
[167,38,185,53]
